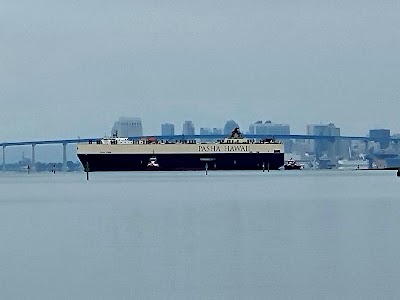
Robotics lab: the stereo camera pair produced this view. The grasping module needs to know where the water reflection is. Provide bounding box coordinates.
[0,171,399,298]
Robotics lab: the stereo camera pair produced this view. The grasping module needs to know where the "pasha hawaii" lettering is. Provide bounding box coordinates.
[198,145,250,152]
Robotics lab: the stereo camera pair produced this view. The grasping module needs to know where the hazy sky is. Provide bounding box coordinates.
[1,0,399,141]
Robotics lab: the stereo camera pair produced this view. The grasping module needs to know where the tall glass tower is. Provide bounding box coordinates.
[111,117,143,137]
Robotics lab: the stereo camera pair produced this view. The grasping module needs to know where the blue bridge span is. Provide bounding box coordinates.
[1,134,399,171]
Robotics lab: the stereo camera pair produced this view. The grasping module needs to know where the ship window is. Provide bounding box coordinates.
[274,150,280,153]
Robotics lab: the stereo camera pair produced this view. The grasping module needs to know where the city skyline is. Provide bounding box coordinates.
[1,119,397,164]
[156,119,392,137]
[1,116,397,142]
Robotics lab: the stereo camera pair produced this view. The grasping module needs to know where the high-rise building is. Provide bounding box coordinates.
[248,121,262,134]
[307,123,340,136]
[199,127,224,141]
[200,127,212,142]
[248,120,290,136]
[369,129,391,149]
[182,121,195,136]
[111,117,143,137]
[224,120,240,135]
[161,123,175,136]
[307,123,342,159]
[248,120,291,151]
[200,127,212,135]
[212,128,223,135]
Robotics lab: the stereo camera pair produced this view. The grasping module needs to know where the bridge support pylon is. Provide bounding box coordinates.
[62,143,67,172]
[364,140,369,153]
[31,144,36,172]
[2,145,5,172]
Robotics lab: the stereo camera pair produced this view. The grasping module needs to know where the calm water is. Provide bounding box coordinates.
[1,170,400,299]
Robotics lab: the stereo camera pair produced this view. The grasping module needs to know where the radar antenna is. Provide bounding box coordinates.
[230,127,242,138]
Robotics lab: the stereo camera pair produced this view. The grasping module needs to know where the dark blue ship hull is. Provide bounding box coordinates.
[78,153,284,171]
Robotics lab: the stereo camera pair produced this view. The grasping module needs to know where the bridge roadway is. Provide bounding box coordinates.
[1,134,399,171]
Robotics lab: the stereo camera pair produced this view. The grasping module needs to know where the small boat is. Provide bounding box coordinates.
[338,159,368,170]
[284,159,302,170]
[146,156,160,171]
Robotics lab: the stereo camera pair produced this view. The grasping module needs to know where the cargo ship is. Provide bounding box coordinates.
[77,128,284,171]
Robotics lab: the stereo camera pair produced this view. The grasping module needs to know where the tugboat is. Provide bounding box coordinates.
[284,158,302,170]
[146,156,160,171]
